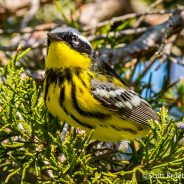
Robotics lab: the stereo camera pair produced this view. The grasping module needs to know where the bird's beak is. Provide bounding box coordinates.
[47,33,54,41]
[47,32,63,43]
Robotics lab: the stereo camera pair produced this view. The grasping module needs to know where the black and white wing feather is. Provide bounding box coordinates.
[91,79,159,126]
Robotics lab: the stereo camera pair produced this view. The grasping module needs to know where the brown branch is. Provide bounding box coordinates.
[20,0,40,28]
[88,27,148,41]
[0,23,57,52]
[84,10,170,32]
[0,43,46,52]
[135,0,166,27]
[100,8,184,65]
[0,23,57,34]
[78,0,133,28]
[0,0,54,20]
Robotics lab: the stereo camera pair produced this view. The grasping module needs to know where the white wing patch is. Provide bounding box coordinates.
[93,88,125,98]
[91,79,158,125]
[92,87,142,110]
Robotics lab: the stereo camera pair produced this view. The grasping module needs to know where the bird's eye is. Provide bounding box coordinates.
[72,35,79,45]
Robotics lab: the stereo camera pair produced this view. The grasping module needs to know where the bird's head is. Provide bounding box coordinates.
[46,27,94,70]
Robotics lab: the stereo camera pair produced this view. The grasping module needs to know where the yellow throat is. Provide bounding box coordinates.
[46,41,92,70]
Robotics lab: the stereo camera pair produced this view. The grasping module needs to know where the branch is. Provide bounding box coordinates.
[84,10,170,31]
[88,27,148,41]
[100,9,184,65]
[0,0,53,20]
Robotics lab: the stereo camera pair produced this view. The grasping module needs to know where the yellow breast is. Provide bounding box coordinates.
[44,69,149,141]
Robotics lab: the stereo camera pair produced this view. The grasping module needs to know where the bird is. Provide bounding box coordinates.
[43,27,159,142]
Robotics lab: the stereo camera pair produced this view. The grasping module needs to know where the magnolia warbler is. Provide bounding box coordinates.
[44,27,159,141]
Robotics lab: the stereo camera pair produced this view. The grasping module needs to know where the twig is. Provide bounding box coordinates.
[128,59,139,84]
[0,24,57,34]
[170,56,184,67]
[92,150,117,160]
[135,0,166,27]
[0,43,46,52]
[100,9,184,65]
[155,13,175,56]
[83,10,171,31]
[88,27,148,41]
[0,0,54,20]
[133,51,162,86]
[135,14,179,87]
[21,0,40,28]
[155,80,179,99]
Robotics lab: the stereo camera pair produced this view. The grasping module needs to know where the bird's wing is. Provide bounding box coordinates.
[91,78,159,126]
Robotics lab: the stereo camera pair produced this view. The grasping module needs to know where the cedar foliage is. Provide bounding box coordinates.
[0,47,184,184]
[0,0,184,183]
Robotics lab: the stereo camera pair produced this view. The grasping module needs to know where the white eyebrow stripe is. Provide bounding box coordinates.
[50,27,92,49]
[73,33,92,47]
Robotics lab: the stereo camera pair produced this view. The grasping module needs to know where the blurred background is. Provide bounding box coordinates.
[0,0,184,119]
